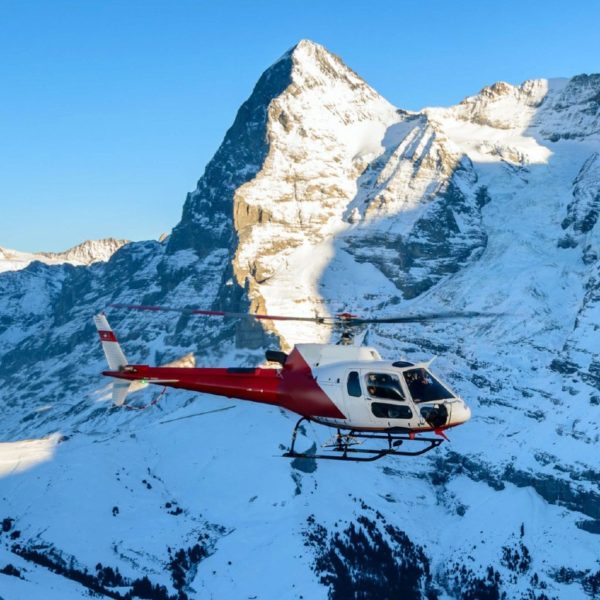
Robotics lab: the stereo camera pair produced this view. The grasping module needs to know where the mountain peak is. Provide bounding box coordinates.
[44,238,129,264]
[0,238,128,273]
[291,38,324,52]
[271,39,369,94]
[290,38,338,62]
[169,38,389,254]
[268,39,328,73]
[467,77,549,107]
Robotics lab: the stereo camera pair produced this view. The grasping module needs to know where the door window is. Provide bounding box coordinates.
[365,373,405,401]
[347,371,362,397]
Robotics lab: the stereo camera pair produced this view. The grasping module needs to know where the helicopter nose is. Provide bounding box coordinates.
[463,403,472,422]
[452,400,471,424]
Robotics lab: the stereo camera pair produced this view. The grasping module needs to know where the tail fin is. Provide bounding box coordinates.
[94,313,131,406]
[93,313,128,370]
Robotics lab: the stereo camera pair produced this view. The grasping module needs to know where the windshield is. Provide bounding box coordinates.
[403,368,454,403]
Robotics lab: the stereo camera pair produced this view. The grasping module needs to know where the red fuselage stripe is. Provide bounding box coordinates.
[104,348,346,420]
[106,367,280,404]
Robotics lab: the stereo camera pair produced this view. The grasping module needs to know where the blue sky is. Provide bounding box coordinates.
[1,0,599,252]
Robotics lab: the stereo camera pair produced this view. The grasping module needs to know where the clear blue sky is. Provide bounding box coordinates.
[1,0,599,252]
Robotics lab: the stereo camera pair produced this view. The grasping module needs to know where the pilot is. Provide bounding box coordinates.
[367,374,378,396]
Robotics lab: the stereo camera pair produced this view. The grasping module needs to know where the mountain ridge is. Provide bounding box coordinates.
[0,238,129,273]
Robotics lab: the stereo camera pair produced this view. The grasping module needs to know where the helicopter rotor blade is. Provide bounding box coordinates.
[108,304,500,327]
[349,311,502,325]
[108,303,331,324]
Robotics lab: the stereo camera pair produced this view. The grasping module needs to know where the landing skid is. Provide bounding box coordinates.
[283,417,444,462]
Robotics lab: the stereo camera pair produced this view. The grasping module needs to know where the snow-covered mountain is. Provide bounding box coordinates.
[0,40,599,599]
[0,238,129,273]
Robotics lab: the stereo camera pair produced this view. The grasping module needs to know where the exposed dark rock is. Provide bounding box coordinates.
[168,50,293,256]
[553,566,600,598]
[431,452,600,526]
[0,563,21,578]
[304,513,438,599]
[168,543,207,598]
[442,564,504,600]
[2,518,14,532]
[11,540,209,600]
[577,519,600,535]
[549,358,579,375]
[346,175,487,299]
[501,542,531,574]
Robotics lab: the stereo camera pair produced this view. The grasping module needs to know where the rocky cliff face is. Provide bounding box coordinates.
[0,40,599,599]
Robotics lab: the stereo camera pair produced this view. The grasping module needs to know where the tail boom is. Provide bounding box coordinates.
[103,365,281,405]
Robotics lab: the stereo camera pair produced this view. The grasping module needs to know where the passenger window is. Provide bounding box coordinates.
[365,372,405,401]
[372,403,412,419]
[347,371,362,397]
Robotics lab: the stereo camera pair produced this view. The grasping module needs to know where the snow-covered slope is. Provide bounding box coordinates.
[0,41,599,599]
[0,238,129,273]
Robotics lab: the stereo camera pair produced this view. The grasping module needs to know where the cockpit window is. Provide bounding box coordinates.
[365,372,405,401]
[403,368,453,403]
[347,371,362,397]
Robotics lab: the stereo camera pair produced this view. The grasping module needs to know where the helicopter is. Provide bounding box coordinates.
[94,304,477,462]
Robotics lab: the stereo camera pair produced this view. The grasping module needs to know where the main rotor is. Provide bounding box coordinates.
[108,303,496,345]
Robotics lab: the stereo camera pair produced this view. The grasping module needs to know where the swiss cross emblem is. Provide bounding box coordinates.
[99,330,116,341]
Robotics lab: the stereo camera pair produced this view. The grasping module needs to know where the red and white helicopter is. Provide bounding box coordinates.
[94,305,477,461]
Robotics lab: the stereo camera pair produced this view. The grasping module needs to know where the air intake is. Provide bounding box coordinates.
[265,350,288,365]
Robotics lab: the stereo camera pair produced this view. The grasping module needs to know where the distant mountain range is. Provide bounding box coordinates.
[0,238,129,273]
[0,40,598,599]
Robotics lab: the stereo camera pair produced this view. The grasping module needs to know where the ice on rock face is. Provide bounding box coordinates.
[562,152,600,237]
[1,40,600,599]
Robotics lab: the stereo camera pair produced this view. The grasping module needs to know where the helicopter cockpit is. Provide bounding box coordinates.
[402,367,454,403]
[364,367,456,404]
[361,365,458,429]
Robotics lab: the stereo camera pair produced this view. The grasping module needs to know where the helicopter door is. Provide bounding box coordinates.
[343,370,370,424]
[363,371,414,428]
